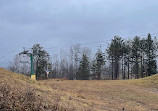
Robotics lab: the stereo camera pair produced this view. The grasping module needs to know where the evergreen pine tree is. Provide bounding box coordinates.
[131,36,141,78]
[76,54,90,80]
[144,34,157,76]
[107,36,125,79]
[32,44,52,79]
[94,48,105,80]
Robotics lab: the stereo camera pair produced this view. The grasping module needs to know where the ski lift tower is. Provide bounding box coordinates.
[19,48,36,80]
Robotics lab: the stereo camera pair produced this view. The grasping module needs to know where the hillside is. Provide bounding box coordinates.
[0,68,65,111]
[0,68,158,111]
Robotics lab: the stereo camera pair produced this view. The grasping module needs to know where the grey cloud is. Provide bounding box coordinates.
[0,0,158,67]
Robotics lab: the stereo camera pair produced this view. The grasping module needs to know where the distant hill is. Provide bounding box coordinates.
[131,73,158,87]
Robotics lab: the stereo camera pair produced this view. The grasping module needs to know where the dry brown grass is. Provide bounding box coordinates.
[0,68,66,111]
[1,68,158,111]
[38,79,158,111]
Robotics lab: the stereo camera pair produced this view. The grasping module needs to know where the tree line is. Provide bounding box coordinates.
[8,33,158,80]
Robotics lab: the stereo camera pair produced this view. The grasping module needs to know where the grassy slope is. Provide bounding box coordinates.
[0,68,66,111]
[0,68,158,111]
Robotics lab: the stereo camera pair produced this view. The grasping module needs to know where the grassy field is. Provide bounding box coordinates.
[0,68,158,111]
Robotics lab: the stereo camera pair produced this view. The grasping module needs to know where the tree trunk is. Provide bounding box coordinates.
[112,57,114,80]
[127,58,130,79]
[123,57,126,79]
[114,58,119,79]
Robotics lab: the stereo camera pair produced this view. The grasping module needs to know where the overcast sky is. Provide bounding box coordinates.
[0,0,158,67]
